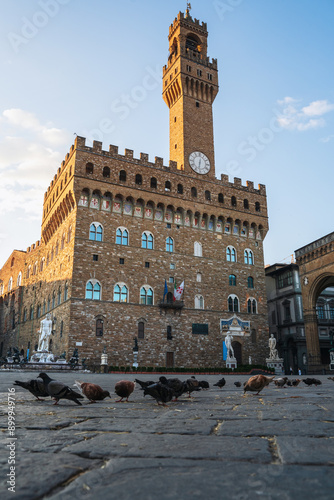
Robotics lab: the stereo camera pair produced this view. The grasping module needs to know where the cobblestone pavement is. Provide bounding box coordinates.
[0,371,333,500]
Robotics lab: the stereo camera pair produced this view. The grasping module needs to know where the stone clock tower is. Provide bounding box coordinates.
[163,7,219,178]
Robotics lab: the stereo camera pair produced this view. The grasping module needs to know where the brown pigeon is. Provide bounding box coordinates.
[274,377,288,388]
[74,380,111,403]
[115,380,136,402]
[243,375,275,395]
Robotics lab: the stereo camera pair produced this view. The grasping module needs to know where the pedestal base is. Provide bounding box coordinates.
[226,357,237,370]
[266,358,284,375]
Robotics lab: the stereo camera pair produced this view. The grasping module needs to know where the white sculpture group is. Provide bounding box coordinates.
[38,314,53,352]
[269,334,279,360]
[225,332,235,360]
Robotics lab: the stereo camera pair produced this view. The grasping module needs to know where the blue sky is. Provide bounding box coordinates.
[1,0,333,268]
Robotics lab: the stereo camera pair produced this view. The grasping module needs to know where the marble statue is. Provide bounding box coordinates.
[225,332,234,360]
[269,334,279,360]
[38,314,53,351]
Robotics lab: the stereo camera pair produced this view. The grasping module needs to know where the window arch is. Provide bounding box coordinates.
[103,166,110,178]
[64,282,68,301]
[247,298,257,314]
[89,223,103,242]
[248,276,254,289]
[255,201,261,212]
[116,227,129,246]
[244,199,249,209]
[244,249,254,265]
[150,177,157,189]
[195,295,204,309]
[197,272,202,282]
[138,321,145,339]
[142,231,154,249]
[231,196,237,207]
[205,190,211,201]
[177,183,183,194]
[8,277,13,292]
[140,286,154,305]
[165,181,171,192]
[191,187,197,197]
[135,174,142,185]
[194,241,202,257]
[166,237,174,253]
[228,295,239,312]
[86,162,94,174]
[113,283,128,302]
[218,193,224,203]
[226,246,237,262]
[229,274,236,286]
[85,280,101,300]
[57,286,61,305]
[17,272,22,287]
[96,317,104,337]
[119,170,126,182]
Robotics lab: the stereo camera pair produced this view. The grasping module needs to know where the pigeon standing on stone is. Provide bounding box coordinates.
[199,380,210,389]
[303,378,322,386]
[159,376,187,401]
[274,377,288,388]
[213,377,226,389]
[14,378,50,401]
[186,376,201,397]
[234,381,242,388]
[38,372,84,406]
[114,380,136,402]
[143,382,174,406]
[74,380,111,403]
[243,375,275,395]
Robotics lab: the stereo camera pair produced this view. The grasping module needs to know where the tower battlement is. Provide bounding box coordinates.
[169,12,207,35]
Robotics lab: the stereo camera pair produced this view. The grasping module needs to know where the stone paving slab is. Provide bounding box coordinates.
[0,372,333,499]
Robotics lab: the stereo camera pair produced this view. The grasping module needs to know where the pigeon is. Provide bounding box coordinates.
[291,379,302,387]
[38,372,84,405]
[74,380,111,403]
[274,377,288,388]
[199,380,210,390]
[135,378,156,390]
[115,380,136,402]
[186,376,201,397]
[159,376,187,400]
[234,381,242,388]
[328,377,334,381]
[303,378,322,386]
[213,377,226,389]
[143,382,174,406]
[244,375,275,395]
[14,378,50,401]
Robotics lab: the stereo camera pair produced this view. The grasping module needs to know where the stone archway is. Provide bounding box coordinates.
[296,233,334,373]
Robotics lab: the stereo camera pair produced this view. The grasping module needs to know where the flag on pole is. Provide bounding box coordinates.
[163,280,168,302]
[173,281,184,301]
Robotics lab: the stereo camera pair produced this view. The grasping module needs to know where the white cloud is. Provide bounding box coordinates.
[276,97,334,131]
[320,134,334,143]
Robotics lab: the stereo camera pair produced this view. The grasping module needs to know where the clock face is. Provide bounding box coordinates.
[189,151,211,174]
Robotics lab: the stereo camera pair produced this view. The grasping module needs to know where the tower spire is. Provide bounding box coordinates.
[186,3,192,18]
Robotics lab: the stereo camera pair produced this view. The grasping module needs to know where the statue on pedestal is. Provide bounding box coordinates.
[269,334,278,360]
[225,332,234,360]
[38,314,53,351]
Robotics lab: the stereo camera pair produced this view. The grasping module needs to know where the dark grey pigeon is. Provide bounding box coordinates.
[213,377,226,389]
[199,380,210,389]
[38,372,84,405]
[135,378,156,390]
[159,376,187,400]
[14,378,50,401]
[186,376,201,397]
[143,382,174,406]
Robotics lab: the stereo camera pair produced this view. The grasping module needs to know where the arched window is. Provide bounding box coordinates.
[229,274,236,286]
[150,177,157,189]
[96,318,104,337]
[17,272,22,287]
[8,277,13,292]
[113,284,128,303]
[61,233,66,250]
[142,232,154,249]
[33,262,38,275]
[30,306,34,320]
[195,295,204,309]
[244,199,249,209]
[205,190,211,201]
[40,258,45,272]
[64,282,68,301]
[194,241,202,257]
[52,291,56,309]
[197,272,202,282]
[103,166,110,178]
[165,181,171,192]
[23,308,27,322]
[248,277,254,289]
[86,162,94,174]
[37,304,41,318]
[218,193,224,203]
[89,223,103,242]
[228,295,239,312]
[177,183,183,194]
[135,174,142,185]
[166,237,174,253]
[47,296,50,312]
[138,321,145,339]
[119,170,126,182]
[255,202,261,212]
[140,286,154,305]
[58,287,61,305]
[116,228,129,246]
[231,196,237,207]
[244,249,254,265]
[226,246,236,262]
[86,280,101,300]
[191,187,197,197]
[247,299,257,314]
